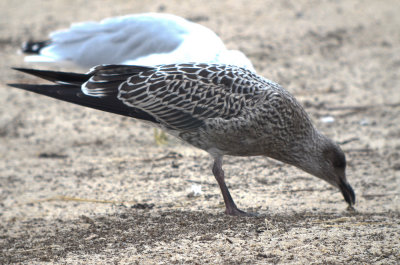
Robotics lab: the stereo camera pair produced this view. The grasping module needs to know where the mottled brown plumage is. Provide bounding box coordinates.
[9,63,355,216]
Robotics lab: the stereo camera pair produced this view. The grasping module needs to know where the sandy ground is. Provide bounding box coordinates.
[1,0,399,264]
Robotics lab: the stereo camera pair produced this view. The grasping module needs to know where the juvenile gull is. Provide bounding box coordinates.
[22,13,254,71]
[9,64,355,216]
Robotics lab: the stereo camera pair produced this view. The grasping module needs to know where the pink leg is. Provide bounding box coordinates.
[212,157,253,216]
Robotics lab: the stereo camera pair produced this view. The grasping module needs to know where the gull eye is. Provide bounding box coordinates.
[323,145,346,170]
[332,153,346,169]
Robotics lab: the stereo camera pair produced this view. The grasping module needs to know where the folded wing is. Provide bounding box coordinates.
[11,64,268,132]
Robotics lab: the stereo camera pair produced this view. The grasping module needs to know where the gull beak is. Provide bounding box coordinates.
[339,178,356,206]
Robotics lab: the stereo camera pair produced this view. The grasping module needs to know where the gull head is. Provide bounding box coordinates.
[283,132,356,207]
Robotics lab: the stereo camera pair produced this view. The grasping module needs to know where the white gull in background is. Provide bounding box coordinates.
[22,13,255,71]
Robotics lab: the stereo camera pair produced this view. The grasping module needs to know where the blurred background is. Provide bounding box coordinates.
[1,0,399,264]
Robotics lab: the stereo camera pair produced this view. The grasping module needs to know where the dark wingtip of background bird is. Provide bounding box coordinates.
[21,40,51,54]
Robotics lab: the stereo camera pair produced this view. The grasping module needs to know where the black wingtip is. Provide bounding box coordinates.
[7,83,33,90]
[7,83,65,94]
[11,67,90,85]
[12,67,57,78]
[21,40,50,54]
[8,82,158,124]
[7,83,21,88]
[12,67,40,75]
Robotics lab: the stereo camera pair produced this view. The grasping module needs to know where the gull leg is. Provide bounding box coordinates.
[212,157,252,216]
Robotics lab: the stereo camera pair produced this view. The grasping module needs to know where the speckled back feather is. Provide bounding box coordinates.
[83,63,294,132]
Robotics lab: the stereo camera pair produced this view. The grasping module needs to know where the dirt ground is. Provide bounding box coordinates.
[0,0,399,264]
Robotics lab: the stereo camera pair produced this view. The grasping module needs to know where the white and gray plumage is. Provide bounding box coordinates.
[9,64,355,216]
[21,13,254,71]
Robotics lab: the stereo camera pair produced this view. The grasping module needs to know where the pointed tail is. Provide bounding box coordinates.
[9,67,158,123]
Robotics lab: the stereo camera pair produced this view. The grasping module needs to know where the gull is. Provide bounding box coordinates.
[22,13,255,71]
[9,63,355,216]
